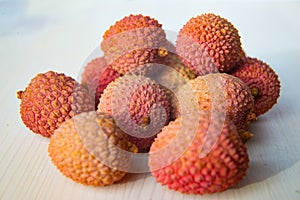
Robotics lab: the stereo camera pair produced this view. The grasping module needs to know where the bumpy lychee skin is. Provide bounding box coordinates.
[94,65,120,107]
[81,57,108,92]
[101,14,167,74]
[176,13,245,75]
[150,65,192,121]
[98,75,170,149]
[156,52,197,82]
[149,112,249,195]
[180,73,254,131]
[48,112,138,186]
[17,71,94,137]
[160,87,180,121]
[230,57,281,116]
[148,51,196,121]
[145,40,196,121]
[81,57,120,108]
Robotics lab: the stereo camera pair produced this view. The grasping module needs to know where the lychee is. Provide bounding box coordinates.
[230,57,281,116]
[101,14,167,74]
[149,111,249,194]
[17,71,94,137]
[98,75,170,149]
[179,73,254,132]
[81,57,108,92]
[176,13,245,75]
[81,57,120,108]
[48,111,138,186]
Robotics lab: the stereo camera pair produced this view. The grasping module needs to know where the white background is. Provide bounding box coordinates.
[1,0,300,199]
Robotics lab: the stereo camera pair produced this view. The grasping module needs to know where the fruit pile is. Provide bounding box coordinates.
[17,13,280,195]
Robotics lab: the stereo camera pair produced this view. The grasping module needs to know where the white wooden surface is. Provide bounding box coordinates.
[1,0,300,199]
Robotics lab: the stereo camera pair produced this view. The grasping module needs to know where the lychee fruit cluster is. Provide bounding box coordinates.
[17,13,280,195]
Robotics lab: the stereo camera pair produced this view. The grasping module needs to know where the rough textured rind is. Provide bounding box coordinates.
[230,57,281,116]
[81,57,120,108]
[98,76,170,149]
[149,112,249,194]
[94,65,120,107]
[150,65,190,122]
[48,112,138,186]
[160,87,180,121]
[81,57,108,92]
[176,13,245,75]
[101,14,167,74]
[149,43,197,121]
[102,14,163,40]
[17,71,94,137]
[180,73,254,130]
[156,51,197,82]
